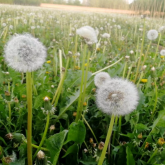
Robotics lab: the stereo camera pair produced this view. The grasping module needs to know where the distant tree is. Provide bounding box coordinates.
[73,0,81,5]
[0,0,13,4]
[131,0,165,12]
[67,0,74,5]
[53,0,65,4]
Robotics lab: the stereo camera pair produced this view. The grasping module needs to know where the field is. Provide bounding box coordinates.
[0,4,165,165]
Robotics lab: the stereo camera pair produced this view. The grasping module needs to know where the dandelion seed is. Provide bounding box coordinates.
[130,50,134,54]
[9,25,13,30]
[76,26,98,43]
[96,78,139,116]
[151,67,155,71]
[147,29,158,40]
[158,26,165,33]
[4,34,47,73]
[31,26,35,29]
[94,72,111,88]
[160,50,165,56]
[2,23,6,27]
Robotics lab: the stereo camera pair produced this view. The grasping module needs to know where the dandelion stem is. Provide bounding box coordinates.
[98,114,115,165]
[141,41,152,67]
[33,112,50,160]
[136,72,144,87]
[122,61,127,78]
[112,116,118,145]
[7,102,11,122]
[92,57,123,76]
[26,72,33,165]
[82,114,98,144]
[150,80,158,121]
[75,46,87,122]
[133,19,146,83]
[59,49,63,80]
[126,64,132,80]
[118,116,122,134]
[154,33,161,60]
[23,139,48,152]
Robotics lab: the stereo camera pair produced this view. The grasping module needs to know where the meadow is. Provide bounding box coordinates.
[0,4,165,165]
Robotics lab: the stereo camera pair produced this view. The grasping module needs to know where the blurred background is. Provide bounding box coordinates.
[0,0,164,17]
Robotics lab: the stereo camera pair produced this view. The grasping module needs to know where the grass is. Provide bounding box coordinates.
[0,4,165,165]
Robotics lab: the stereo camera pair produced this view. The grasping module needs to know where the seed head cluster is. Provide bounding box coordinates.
[94,72,111,88]
[147,29,158,40]
[4,33,47,73]
[96,78,139,116]
[76,26,98,43]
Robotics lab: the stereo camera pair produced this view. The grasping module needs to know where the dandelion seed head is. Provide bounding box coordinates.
[101,33,110,38]
[160,49,165,56]
[4,33,47,73]
[147,29,158,40]
[158,26,165,33]
[76,26,98,43]
[94,72,111,88]
[96,78,139,116]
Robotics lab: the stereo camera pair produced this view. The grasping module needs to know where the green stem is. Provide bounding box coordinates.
[82,115,99,144]
[154,33,161,60]
[92,57,123,76]
[141,41,152,67]
[150,80,158,120]
[147,149,158,163]
[54,58,70,107]
[7,102,11,122]
[33,113,50,160]
[122,62,127,78]
[26,72,33,165]
[23,140,48,152]
[126,64,133,80]
[98,115,115,165]
[118,116,122,134]
[136,72,144,87]
[133,19,146,83]
[76,51,90,122]
[112,116,118,145]
[75,46,87,122]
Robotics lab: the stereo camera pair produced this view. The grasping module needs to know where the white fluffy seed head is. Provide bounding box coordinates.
[76,26,98,43]
[147,29,158,40]
[101,33,110,38]
[37,150,45,159]
[4,34,47,73]
[96,78,139,116]
[160,49,165,56]
[94,72,111,88]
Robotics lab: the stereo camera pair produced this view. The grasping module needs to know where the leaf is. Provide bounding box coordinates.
[135,123,149,132]
[0,137,7,146]
[46,130,68,165]
[34,92,52,109]
[136,89,145,111]
[64,120,86,144]
[126,146,135,165]
[143,110,165,145]
[55,79,93,122]
[62,143,78,158]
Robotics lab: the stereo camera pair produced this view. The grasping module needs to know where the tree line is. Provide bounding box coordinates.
[0,0,40,5]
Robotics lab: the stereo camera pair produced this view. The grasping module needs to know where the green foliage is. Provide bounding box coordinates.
[46,130,68,164]
[64,120,86,144]
[126,146,135,165]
